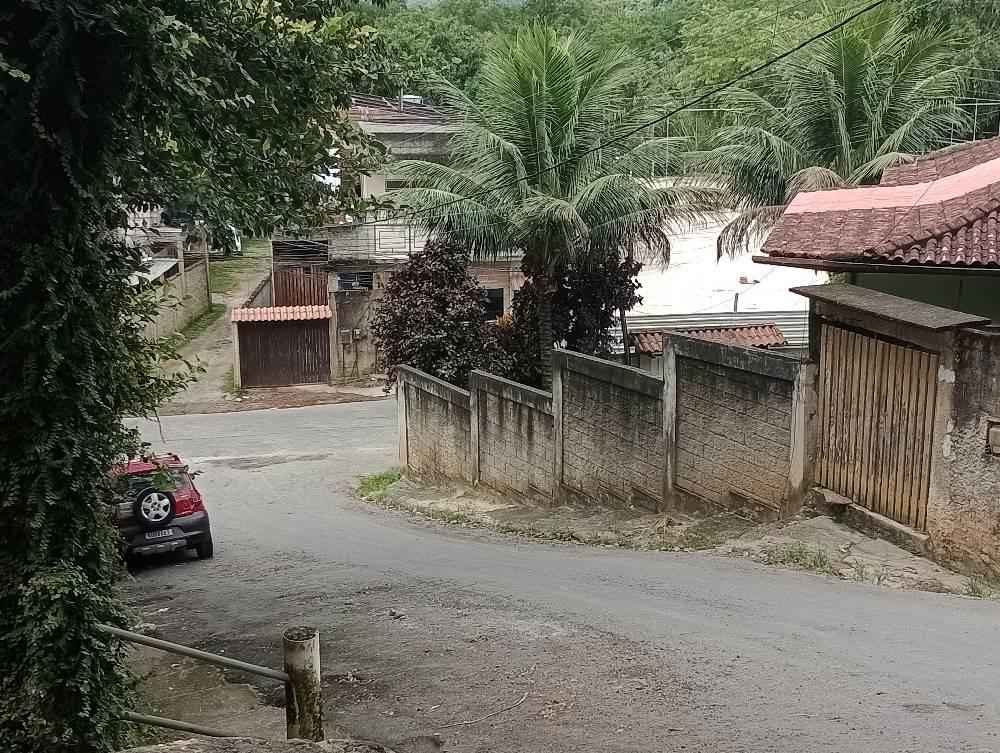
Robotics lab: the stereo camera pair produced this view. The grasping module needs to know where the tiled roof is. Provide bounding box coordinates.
[761,138,1000,267]
[881,138,1000,186]
[349,94,450,125]
[231,305,331,322]
[634,324,787,355]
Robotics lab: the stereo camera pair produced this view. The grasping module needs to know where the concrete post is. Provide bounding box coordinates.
[551,356,564,502]
[469,377,481,485]
[283,626,323,741]
[661,337,677,512]
[397,376,409,471]
[786,362,813,513]
[231,321,242,390]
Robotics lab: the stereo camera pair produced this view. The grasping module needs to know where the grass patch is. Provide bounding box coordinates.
[209,256,265,294]
[180,303,225,342]
[761,542,838,575]
[964,575,1000,599]
[358,469,402,501]
[241,237,272,257]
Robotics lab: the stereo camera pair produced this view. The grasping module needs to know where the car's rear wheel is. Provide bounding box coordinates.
[133,488,176,530]
[195,538,214,559]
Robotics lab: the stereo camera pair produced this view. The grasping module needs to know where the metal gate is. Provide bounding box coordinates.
[816,323,937,530]
[238,319,330,387]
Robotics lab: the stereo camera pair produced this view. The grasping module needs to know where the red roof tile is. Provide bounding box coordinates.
[634,325,787,355]
[881,138,1000,187]
[761,138,1000,267]
[231,305,332,322]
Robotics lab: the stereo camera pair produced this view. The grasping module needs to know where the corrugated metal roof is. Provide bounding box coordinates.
[627,310,810,348]
[634,324,787,355]
[231,305,331,322]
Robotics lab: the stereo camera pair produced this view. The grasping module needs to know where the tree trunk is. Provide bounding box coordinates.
[537,275,554,390]
[619,307,631,367]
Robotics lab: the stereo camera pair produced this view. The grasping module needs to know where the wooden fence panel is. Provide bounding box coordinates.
[273,268,328,306]
[238,319,330,387]
[816,323,937,530]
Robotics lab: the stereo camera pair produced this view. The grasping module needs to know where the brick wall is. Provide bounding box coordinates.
[556,351,665,510]
[675,355,794,516]
[143,260,211,340]
[471,371,553,497]
[399,366,472,482]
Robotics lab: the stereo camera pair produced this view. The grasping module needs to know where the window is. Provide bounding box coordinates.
[483,288,504,321]
[384,179,414,192]
[337,271,374,290]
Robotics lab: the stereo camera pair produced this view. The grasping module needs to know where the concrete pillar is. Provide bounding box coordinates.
[661,337,677,512]
[469,377,481,485]
[397,376,409,471]
[231,321,242,390]
[551,356,564,503]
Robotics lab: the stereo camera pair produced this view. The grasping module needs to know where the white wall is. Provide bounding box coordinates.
[633,218,827,316]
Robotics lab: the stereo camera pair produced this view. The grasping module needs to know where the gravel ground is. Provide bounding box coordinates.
[127,402,1000,753]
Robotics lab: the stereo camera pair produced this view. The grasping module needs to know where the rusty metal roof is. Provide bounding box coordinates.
[231,305,331,323]
[349,94,451,125]
[761,137,1000,267]
[634,324,787,355]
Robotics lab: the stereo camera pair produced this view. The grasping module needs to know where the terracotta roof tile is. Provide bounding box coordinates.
[634,325,786,355]
[881,138,1000,186]
[762,138,1000,267]
[231,305,332,322]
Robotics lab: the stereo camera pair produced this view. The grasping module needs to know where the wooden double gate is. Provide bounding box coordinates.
[238,319,330,387]
[816,323,937,531]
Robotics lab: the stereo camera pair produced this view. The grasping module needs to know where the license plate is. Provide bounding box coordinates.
[145,528,175,540]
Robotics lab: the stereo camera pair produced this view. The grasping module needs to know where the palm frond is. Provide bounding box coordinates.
[717,205,786,259]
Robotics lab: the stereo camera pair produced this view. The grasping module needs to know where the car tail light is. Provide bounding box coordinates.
[174,492,205,517]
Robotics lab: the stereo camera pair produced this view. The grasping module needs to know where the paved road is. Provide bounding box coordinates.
[133,400,1000,753]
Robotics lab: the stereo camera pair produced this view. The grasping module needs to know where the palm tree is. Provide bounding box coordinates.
[391,25,716,385]
[698,8,970,257]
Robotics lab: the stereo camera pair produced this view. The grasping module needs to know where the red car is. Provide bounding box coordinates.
[112,453,214,560]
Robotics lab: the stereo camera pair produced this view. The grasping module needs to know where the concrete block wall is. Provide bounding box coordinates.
[398,340,806,520]
[398,366,472,482]
[555,350,665,510]
[470,371,553,497]
[674,356,794,516]
[143,260,211,340]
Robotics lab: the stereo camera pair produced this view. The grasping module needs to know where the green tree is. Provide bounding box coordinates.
[697,6,970,256]
[391,25,714,385]
[0,2,389,751]
[371,240,511,387]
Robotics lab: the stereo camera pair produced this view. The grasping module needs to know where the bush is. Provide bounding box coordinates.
[372,240,512,388]
[497,252,642,387]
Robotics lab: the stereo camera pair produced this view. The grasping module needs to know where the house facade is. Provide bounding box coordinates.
[268,94,525,383]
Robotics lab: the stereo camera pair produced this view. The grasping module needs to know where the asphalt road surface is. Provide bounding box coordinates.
[132,400,1000,753]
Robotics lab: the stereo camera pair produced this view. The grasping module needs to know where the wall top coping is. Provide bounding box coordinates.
[553,348,663,398]
[665,332,802,382]
[397,365,470,406]
[470,370,554,413]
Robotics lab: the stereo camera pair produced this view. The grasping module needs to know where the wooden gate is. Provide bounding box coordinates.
[238,319,330,387]
[273,267,328,306]
[816,323,937,530]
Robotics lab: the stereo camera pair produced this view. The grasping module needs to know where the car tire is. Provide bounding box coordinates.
[133,488,176,530]
[195,538,214,559]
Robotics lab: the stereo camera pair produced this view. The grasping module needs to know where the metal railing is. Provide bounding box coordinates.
[97,623,324,741]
